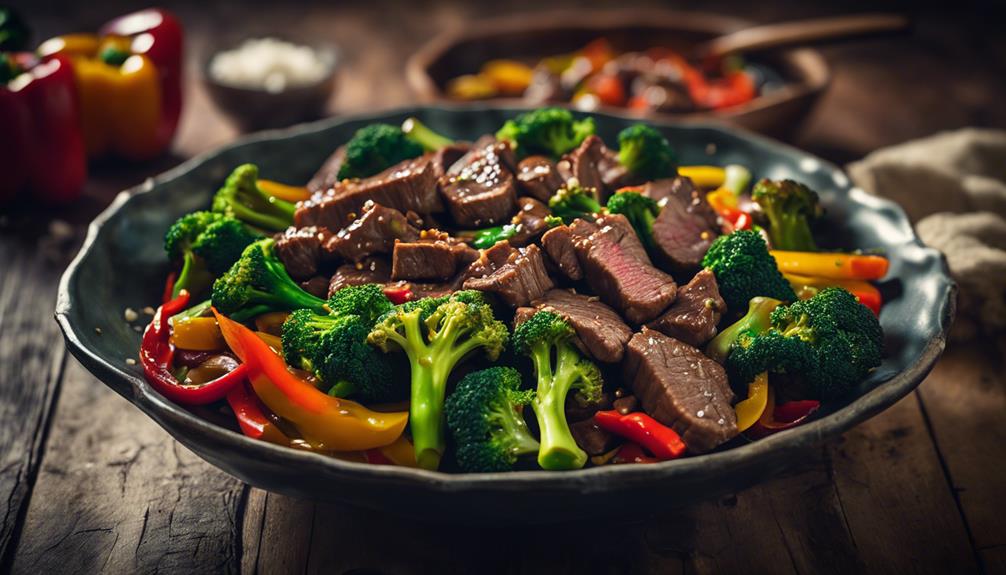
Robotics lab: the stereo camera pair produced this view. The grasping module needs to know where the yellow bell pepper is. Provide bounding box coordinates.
[678,166,726,189]
[169,317,225,351]
[258,180,311,203]
[734,373,769,433]
[771,251,889,281]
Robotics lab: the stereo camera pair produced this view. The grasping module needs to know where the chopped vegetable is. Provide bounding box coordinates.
[258,179,311,203]
[605,191,660,251]
[212,164,296,232]
[678,166,725,189]
[746,385,821,438]
[164,210,261,298]
[548,180,603,224]
[593,410,686,460]
[495,107,595,158]
[401,116,454,152]
[785,273,882,315]
[616,124,677,180]
[227,381,291,445]
[771,251,889,281]
[733,372,769,433]
[169,316,225,351]
[753,179,822,251]
[701,230,797,312]
[337,123,424,180]
[705,296,782,364]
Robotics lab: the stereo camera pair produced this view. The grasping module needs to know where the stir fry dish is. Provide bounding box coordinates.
[446,39,770,113]
[142,108,888,473]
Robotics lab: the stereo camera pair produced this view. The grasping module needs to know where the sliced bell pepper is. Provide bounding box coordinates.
[678,166,726,189]
[255,331,283,354]
[785,273,882,315]
[254,311,290,336]
[226,381,291,446]
[213,308,408,451]
[734,372,769,433]
[612,442,660,464]
[364,436,419,467]
[0,52,86,205]
[170,316,225,351]
[594,410,687,460]
[383,286,415,305]
[258,179,311,203]
[771,251,889,281]
[745,385,821,439]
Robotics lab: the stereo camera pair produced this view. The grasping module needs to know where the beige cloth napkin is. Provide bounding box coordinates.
[847,129,1006,343]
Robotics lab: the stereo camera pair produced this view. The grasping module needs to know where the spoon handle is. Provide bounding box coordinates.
[699,14,910,59]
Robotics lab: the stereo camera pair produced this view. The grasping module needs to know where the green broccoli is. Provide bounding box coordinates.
[727,287,883,399]
[511,311,603,471]
[212,164,296,232]
[281,307,397,402]
[705,296,782,364]
[445,367,540,472]
[367,291,509,470]
[752,179,822,251]
[616,124,678,180]
[401,117,455,152]
[548,181,603,224]
[605,191,660,250]
[701,230,797,313]
[337,123,425,180]
[327,283,394,325]
[495,107,595,158]
[470,223,519,249]
[211,239,327,322]
[164,211,261,298]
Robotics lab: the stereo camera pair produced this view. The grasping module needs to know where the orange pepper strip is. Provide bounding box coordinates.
[258,179,311,203]
[771,251,889,281]
[734,373,769,433]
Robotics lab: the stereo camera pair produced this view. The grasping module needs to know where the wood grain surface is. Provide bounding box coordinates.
[1,0,1004,573]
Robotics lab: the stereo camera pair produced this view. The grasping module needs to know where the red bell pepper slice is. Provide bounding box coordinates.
[226,381,291,445]
[612,442,660,464]
[745,386,821,439]
[383,286,414,305]
[594,410,687,460]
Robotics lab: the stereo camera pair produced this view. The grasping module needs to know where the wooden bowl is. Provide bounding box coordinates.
[406,11,831,139]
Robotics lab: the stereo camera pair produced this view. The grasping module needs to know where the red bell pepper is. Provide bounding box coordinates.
[745,386,821,439]
[226,381,291,445]
[612,442,660,465]
[383,286,414,305]
[0,52,86,204]
[594,410,687,460]
[139,290,248,405]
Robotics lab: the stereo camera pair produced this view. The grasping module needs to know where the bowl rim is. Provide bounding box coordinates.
[405,9,832,121]
[55,103,955,492]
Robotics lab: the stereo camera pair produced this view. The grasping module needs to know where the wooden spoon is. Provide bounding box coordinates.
[695,14,910,59]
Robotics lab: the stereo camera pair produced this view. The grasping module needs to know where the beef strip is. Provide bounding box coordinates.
[566,214,677,324]
[274,226,332,281]
[307,145,346,195]
[430,142,472,180]
[557,135,606,197]
[570,419,620,456]
[507,197,551,247]
[462,243,554,307]
[391,230,479,282]
[527,289,633,363]
[646,269,726,347]
[323,201,419,262]
[516,155,564,202]
[651,193,719,275]
[300,276,330,299]
[295,154,441,230]
[623,328,738,453]
[439,136,518,227]
[328,257,391,296]
[540,225,583,280]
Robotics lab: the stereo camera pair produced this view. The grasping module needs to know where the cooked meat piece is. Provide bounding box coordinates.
[646,269,726,347]
[274,226,331,281]
[516,155,564,202]
[651,191,719,274]
[328,257,391,296]
[391,230,478,282]
[307,145,346,195]
[463,243,554,307]
[565,391,613,423]
[439,136,518,227]
[540,225,583,280]
[643,176,719,229]
[508,197,551,246]
[623,328,738,453]
[402,271,469,300]
[513,306,537,329]
[612,394,639,414]
[430,142,471,180]
[556,135,606,198]
[570,419,620,456]
[323,202,419,262]
[567,214,677,324]
[528,289,633,363]
[296,154,441,230]
[300,276,330,299]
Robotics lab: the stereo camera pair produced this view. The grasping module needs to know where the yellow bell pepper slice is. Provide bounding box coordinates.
[258,180,311,203]
[771,251,889,280]
[735,373,769,433]
[169,317,225,351]
[678,166,726,189]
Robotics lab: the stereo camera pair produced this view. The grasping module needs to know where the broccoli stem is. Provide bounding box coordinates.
[769,212,817,252]
[173,252,214,299]
[472,224,516,249]
[495,402,541,457]
[530,341,588,470]
[229,201,292,233]
[402,117,454,152]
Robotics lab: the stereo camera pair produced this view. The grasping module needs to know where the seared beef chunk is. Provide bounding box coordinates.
[275,226,331,281]
[647,269,726,347]
[439,136,518,227]
[300,276,330,299]
[507,197,551,246]
[391,230,478,282]
[623,328,738,453]
[463,242,553,307]
[403,272,469,300]
[516,155,564,202]
[557,135,606,197]
[651,193,719,275]
[565,214,678,324]
[328,257,391,296]
[527,289,633,363]
[643,176,718,228]
[430,142,471,180]
[612,394,639,414]
[324,202,419,262]
[307,145,346,195]
[296,155,441,230]
[570,419,620,456]
[540,224,583,280]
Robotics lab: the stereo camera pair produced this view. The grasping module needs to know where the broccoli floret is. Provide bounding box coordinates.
[337,123,424,181]
[752,179,822,251]
[164,211,260,298]
[445,367,539,472]
[616,124,677,180]
[705,296,782,364]
[727,287,883,399]
[281,308,397,402]
[211,239,326,322]
[495,107,595,158]
[470,223,518,249]
[327,283,394,326]
[605,191,660,250]
[401,117,454,152]
[702,230,797,313]
[548,181,603,224]
[367,291,509,470]
[212,164,295,232]
[511,311,603,471]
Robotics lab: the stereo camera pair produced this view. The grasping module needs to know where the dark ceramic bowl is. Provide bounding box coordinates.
[55,105,954,523]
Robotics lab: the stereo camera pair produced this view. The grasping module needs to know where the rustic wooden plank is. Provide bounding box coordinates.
[917,345,1006,564]
[829,388,980,574]
[8,358,248,574]
[252,493,315,574]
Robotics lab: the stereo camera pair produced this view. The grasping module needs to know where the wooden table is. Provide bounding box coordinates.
[2,1,1004,573]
